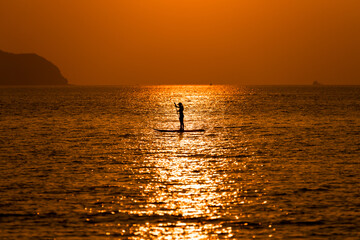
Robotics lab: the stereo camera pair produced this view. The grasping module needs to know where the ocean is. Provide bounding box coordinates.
[0,85,359,239]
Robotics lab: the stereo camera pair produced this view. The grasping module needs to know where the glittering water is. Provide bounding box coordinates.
[0,85,359,239]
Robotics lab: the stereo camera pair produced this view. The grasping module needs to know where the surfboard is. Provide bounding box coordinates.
[154,129,205,133]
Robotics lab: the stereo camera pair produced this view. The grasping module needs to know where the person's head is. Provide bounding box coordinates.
[179,102,183,106]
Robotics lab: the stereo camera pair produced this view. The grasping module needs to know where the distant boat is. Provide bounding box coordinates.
[312,81,322,86]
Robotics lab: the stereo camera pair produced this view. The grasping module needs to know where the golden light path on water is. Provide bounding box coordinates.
[1,85,359,239]
[84,86,274,239]
[132,86,235,239]
[140,138,229,239]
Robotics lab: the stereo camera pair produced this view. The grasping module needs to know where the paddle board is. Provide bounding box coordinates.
[154,129,205,133]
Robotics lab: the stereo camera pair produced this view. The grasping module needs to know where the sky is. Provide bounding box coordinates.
[0,0,359,85]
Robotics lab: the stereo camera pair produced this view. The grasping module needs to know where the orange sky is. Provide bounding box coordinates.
[1,0,359,85]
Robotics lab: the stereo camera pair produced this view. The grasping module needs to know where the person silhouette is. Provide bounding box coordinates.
[174,102,184,131]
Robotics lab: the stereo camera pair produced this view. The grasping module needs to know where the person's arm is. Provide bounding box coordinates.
[174,103,178,108]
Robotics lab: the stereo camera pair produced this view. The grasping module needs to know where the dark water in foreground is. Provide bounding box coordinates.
[0,85,359,239]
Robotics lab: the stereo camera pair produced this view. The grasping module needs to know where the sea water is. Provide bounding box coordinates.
[0,85,359,239]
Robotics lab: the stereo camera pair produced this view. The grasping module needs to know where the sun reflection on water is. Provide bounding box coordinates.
[134,141,231,238]
[2,85,359,239]
[127,86,241,238]
[83,86,273,239]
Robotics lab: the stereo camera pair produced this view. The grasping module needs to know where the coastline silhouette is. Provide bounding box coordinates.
[0,50,68,85]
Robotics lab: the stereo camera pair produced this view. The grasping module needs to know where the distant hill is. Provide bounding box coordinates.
[0,50,68,85]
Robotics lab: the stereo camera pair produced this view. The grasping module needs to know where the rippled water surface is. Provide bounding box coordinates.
[0,85,359,239]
